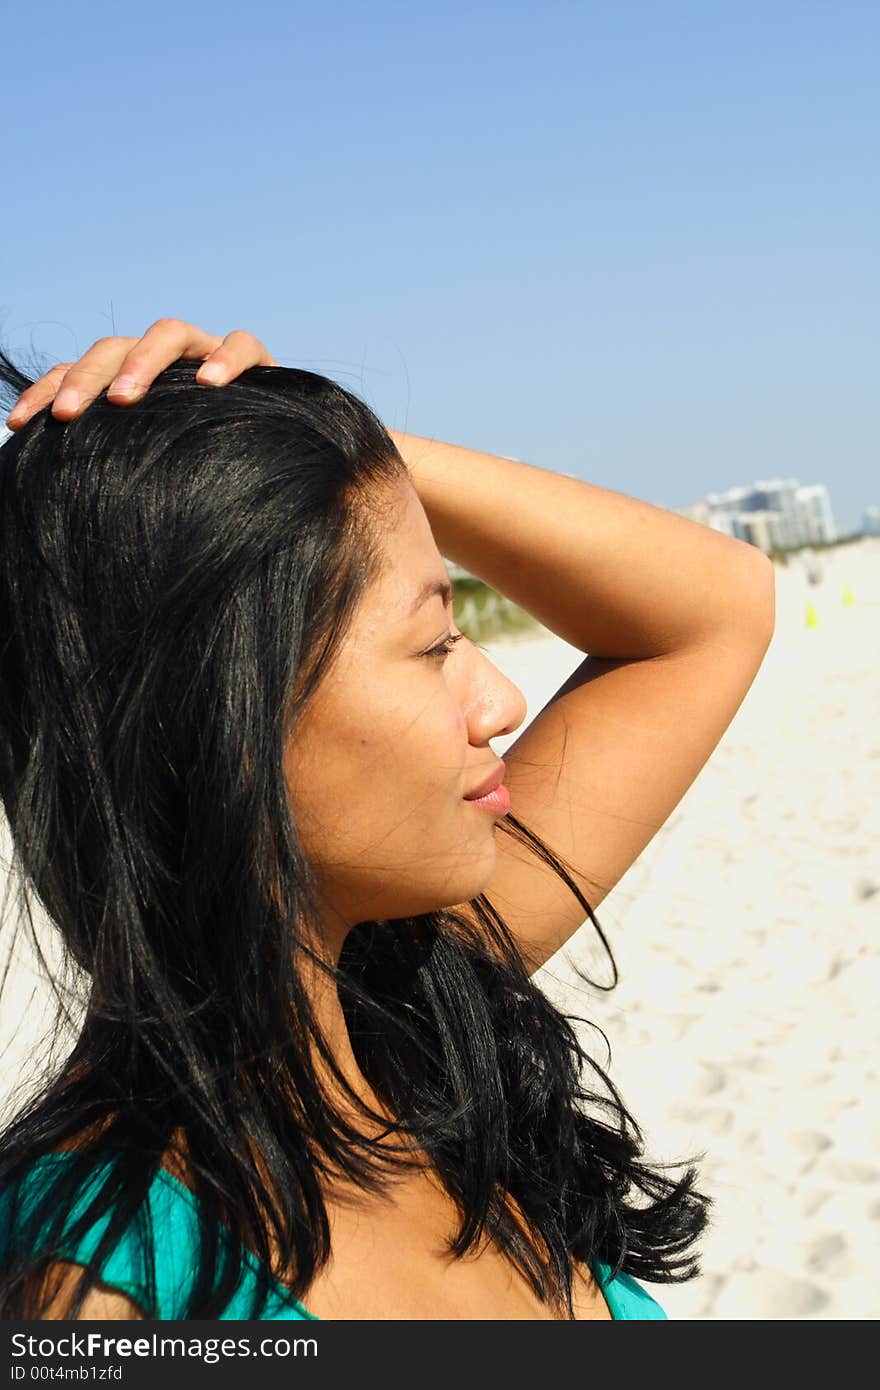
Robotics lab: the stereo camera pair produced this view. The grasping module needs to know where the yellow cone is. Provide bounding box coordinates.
[842,585,854,607]
[806,601,820,629]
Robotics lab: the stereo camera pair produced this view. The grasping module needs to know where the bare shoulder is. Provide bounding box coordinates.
[27,1261,146,1320]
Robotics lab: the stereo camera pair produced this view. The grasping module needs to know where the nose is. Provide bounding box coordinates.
[465,648,528,743]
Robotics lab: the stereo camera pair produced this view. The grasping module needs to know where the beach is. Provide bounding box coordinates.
[486,536,880,1319]
[1,538,877,1319]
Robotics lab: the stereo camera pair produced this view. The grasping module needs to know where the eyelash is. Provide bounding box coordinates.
[425,632,464,660]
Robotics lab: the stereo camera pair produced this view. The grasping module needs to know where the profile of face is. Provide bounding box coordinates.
[284,474,527,956]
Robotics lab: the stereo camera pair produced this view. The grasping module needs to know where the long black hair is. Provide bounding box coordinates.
[0,352,710,1319]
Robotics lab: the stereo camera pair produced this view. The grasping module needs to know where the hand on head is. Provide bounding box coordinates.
[5,318,276,430]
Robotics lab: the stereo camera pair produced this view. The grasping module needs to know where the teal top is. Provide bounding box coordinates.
[1,1152,667,1321]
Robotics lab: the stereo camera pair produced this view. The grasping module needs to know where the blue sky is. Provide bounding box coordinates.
[3,0,877,533]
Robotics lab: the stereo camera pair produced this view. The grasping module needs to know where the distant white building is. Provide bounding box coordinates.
[796,484,837,544]
[675,478,837,554]
[862,505,880,536]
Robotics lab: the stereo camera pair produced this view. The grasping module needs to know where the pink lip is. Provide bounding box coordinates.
[466,782,511,816]
[464,760,507,801]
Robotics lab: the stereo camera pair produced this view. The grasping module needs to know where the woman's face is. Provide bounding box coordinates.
[284,474,527,953]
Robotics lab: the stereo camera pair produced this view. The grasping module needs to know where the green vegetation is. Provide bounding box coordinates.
[451,576,544,645]
[769,533,869,567]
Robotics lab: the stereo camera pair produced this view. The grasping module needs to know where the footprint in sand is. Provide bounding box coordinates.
[712,1268,830,1319]
[804,1232,851,1280]
[810,1153,880,1186]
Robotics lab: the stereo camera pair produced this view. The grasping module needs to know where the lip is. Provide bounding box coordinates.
[463,760,507,801]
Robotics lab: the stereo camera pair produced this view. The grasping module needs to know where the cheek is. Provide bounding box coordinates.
[423,705,469,798]
[361,690,467,796]
[287,676,467,820]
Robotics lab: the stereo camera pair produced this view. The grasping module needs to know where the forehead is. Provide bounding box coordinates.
[366,477,449,617]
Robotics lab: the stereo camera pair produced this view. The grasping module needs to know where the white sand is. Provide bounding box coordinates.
[1,538,877,1318]
[486,537,880,1319]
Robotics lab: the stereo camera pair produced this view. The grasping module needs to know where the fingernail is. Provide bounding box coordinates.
[198,362,227,385]
[54,388,80,414]
[6,403,26,424]
[108,375,140,400]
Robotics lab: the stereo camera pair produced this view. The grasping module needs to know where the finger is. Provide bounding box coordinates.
[105,319,224,403]
[48,338,141,421]
[195,329,278,386]
[5,363,74,430]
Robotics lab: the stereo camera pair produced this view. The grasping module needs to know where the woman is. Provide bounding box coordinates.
[0,320,775,1320]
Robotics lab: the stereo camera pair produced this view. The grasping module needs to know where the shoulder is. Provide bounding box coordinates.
[23,1261,146,1320]
[3,1144,193,1319]
[5,1139,310,1320]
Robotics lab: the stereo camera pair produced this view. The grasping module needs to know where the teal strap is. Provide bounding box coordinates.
[593,1259,668,1320]
[2,1153,314,1321]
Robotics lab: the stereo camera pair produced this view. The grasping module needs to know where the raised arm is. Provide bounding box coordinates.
[389,429,775,972]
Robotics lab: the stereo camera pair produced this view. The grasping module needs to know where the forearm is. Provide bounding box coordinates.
[388,430,775,659]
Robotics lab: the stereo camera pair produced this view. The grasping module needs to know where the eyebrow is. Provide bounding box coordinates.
[408,577,454,616]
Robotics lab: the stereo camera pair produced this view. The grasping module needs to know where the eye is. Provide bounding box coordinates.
[424,632,464,660]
